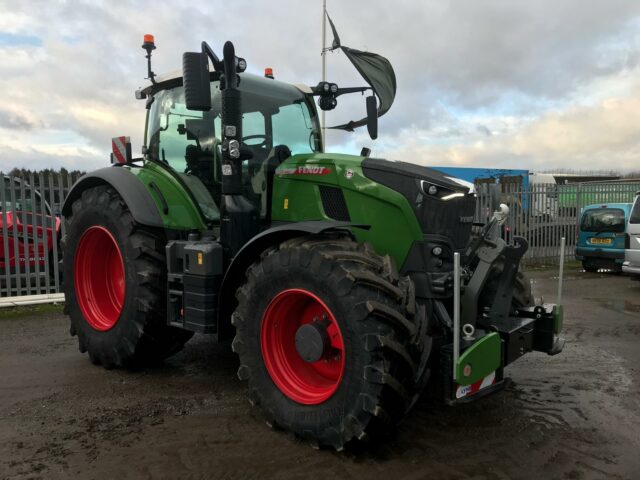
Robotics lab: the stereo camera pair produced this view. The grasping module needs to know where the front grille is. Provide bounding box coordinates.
[319,185,350,221]
[418,194,476,249]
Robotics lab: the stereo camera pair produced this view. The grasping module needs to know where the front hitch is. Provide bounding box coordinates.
[438,204,565,404]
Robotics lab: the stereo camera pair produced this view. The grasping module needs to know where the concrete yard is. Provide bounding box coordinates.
[1,266,639,479]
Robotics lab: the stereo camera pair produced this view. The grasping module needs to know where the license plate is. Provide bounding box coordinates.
[590,237,612,245]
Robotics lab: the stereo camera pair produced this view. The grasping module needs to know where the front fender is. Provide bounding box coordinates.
[217,220,369,340]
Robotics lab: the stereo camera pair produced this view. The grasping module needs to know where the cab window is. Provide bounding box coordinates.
[146,83,222,221]
[272,102,316,154]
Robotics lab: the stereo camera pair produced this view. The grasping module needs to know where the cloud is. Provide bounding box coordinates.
[1,0,640,174]
[0,108,41,130]
[378,82,640,171]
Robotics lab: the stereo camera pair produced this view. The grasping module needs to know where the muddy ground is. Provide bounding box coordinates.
[1,266,640,480]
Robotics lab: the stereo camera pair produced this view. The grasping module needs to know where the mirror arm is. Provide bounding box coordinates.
[310,86,371,97]
[334,86,371,98]
[201,41,222,71]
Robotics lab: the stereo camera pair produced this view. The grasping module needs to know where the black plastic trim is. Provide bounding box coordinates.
[319,185,350,221]
[400,235,457,299]
[149,181,169,214]
[62,166,164,228]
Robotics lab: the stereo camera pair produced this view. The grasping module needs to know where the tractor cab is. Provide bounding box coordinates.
[142,72,322,226]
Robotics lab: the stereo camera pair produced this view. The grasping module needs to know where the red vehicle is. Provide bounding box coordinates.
[0,177,61,276]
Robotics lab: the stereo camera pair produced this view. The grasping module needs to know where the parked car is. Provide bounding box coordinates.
[0,176,61,277]
[575,203,631,273]
[623,193,640,277]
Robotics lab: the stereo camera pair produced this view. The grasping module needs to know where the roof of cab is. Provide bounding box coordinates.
[141,69,312,97]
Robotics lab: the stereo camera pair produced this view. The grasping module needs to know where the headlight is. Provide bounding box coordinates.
[420,180,467,201]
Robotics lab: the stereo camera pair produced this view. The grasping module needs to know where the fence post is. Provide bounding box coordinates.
[575,182,582,229]
[1,175,10,297]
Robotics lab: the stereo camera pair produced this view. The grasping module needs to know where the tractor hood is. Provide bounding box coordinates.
[362,158,473,198]
[362,157,476,250]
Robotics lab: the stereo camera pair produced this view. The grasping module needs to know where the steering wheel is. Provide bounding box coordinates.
[242,134,271,148]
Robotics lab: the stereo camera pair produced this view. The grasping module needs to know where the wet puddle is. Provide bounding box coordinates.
[591,298,640,314]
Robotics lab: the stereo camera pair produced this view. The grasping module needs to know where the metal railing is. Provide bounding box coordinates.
[0,171,80,300]
[1,171,638,300]
[476,181,640,265]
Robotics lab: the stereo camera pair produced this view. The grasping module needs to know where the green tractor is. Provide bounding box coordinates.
[61,35,564,449]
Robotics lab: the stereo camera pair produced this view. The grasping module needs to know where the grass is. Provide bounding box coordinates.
[0,302,64,320]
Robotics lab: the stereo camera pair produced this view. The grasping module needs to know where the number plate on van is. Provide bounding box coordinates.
[590,237,612,245]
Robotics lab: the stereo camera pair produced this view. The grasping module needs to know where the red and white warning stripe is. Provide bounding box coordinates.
[455,370,496,399]
[111,136,130,164]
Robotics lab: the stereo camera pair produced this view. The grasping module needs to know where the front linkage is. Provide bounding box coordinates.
[439,205,565,403]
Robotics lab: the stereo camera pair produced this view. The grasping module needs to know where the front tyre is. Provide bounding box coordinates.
[232,235,430,449]
[62,185,192,368]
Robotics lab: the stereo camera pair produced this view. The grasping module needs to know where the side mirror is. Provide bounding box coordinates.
[182,52,211,111]
[366,95,378,140]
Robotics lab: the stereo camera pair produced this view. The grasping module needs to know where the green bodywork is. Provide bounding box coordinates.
[553,304,563,334]
[455,332,501,386]
[271,153,423,268]
[125,162,207,231]
[130,151,423,269]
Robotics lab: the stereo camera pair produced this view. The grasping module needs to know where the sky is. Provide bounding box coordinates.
[1,0,640,173]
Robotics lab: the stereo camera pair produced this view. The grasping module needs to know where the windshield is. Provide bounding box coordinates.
[146,75,321,221]
[580,208,625,233]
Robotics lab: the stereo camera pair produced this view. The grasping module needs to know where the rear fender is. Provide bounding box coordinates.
[62,165,207,230]
[62,167,164,228]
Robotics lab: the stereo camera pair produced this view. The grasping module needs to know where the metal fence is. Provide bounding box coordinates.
[476,180,640,265]
[0,172,80,300]
[1,171,638,300]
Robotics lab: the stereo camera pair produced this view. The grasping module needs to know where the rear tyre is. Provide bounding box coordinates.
[232,235,430,449]
[62,185,192,368]
[582,260,598,273]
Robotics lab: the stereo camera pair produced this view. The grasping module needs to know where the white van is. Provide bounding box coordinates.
[529,173,559,219]
[622,192,640,276]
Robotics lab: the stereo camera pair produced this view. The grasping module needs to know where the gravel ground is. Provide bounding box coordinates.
[1,266,639,480]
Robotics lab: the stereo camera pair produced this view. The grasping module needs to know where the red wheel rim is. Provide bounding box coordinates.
[74,226,125,331]
[261,289,345,405]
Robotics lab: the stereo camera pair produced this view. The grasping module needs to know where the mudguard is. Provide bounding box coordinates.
[62,167,164,228]
[217,220,369,339]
